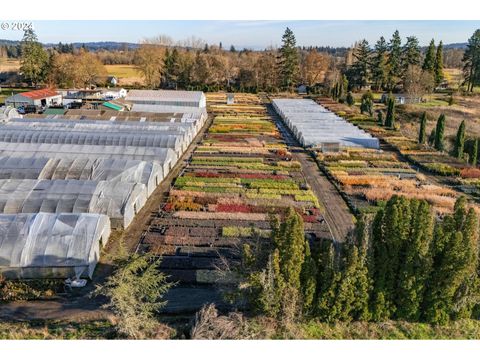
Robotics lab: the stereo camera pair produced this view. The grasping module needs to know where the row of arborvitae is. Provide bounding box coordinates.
[240,197,480,325]
[418,112,478,165]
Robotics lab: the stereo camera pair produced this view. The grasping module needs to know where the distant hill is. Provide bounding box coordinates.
[53,42,140,51]
[0,39,470,52]
[443,42,468,50]
[0,39,20,46]
[0,39,139,51]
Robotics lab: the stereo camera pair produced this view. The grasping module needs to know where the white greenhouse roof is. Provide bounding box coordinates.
[272,99,379,149]
[0,156,164,196]
[0,179,147,228]
[0,212,110,279]
[0,142,179,165]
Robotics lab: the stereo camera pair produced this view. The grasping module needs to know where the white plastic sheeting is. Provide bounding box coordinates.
[272,99,379,150]
[0,106,21,123]
[0,212,110,279]
[0,157,163,196]
[0,142,178,171]
[0,179,147,228]
[3,117,201,156]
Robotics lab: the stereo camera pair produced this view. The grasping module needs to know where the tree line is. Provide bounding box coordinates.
[9,27,480,93]
[240,197,480,325]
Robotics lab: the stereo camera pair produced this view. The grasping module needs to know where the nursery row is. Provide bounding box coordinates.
[141,94,330,284]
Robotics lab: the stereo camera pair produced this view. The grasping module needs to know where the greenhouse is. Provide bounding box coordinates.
[0,212,111,279]
[272,99,379,150]
[0,128,187,155]
[53,109,208,125]
[3,117,200,155]
[0,106,20,123]
[0,142,178,172]
[0,157,163,196]
[0,179,147,228]
[126,89,207,108]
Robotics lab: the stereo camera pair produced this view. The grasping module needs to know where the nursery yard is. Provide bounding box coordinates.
[316,97,480,214]
[139,93,334,288]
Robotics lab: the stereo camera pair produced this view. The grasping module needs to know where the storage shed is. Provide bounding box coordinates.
[5,89,62,108]
[0,212,111,279]
[272,99,379,150]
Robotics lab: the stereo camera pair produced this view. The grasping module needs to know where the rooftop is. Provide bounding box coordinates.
[17,89,60,100]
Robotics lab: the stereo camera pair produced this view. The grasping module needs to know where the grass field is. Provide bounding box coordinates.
[105,64,143,86]
[0,58,20,73]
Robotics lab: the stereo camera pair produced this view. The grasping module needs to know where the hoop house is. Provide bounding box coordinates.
[0,212,111,279]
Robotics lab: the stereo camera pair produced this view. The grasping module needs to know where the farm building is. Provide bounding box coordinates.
[103,88,127,100]
[0,179,147,228]
[107,76,118,87]
[272,99,379,150]
[126,90,207,115]
[126,89,207,108]
[5,89,62,108]
[0,212,110,279]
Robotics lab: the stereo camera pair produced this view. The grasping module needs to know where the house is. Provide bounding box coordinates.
[5,89,62,108]
[107,76,118,87]
[226,93,235,105]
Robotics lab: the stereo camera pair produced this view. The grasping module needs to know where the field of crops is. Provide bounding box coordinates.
[140,93,330,284]
[319,148,459,213]
[317,97,478,213]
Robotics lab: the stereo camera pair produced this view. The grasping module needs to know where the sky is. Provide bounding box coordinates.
[0,20,478,49]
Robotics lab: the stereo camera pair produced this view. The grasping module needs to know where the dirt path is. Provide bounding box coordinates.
[267,103,355,242]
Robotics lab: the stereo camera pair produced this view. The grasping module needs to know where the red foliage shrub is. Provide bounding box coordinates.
[216,204,253,213]
[302,215,318,223]
[460,167,480,179]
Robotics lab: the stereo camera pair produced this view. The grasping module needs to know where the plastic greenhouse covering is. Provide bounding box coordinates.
[0,179,147,228]
[0,106,20,123]
[272,99,379,150]
[0,212,110,279]
[0,142,178,168]
[5,117,202,153]
[0,156,163,196]
[0,91,209,279]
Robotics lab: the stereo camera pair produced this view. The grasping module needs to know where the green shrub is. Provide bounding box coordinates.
[222,226,270,238]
